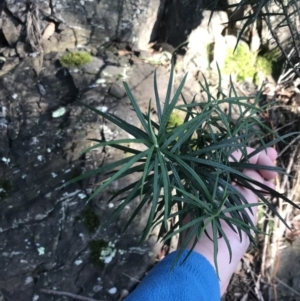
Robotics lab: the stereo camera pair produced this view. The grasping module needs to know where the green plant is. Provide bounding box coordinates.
[66,63,299,274]
[59,51,92,67]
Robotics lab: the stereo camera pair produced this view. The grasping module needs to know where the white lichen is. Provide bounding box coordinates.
[2,157,10,165]
[118,249,126,255]
[96,78,106,84]
[32,294,39,301]
[100,241,116,264]
[24,276,34,285]
[74,259,83,265]
[31,137,39,145]
[108,287,117,294]
[52,107,67,118]
[78,193,86,199]
[37,247,45,255]
[93,285,102,293]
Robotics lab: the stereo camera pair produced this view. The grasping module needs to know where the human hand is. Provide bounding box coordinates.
[181,147,278,295]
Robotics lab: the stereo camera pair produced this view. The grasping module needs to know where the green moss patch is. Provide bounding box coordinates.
[223,43,257,82]
[167,111,184,129]
[88,239,116,267]
[0,178,13,201]
[223,43,279,84]
[78,207,100,234]
[60,51,92,67]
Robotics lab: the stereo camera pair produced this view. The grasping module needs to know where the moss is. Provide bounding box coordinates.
[254,55,273,85]
[59,51,92,67]
[263,48,281,62]
[0,178,13,201]
[70,167,82,180]
[88,240,116,267]
[256,56,272,75]
[167,111,184,129]
[224,44,281,84]
[78,207,100,234]
[206,43,214,64]
[261,48,283,80]
[223,43,257,82]
[88,239,108,267]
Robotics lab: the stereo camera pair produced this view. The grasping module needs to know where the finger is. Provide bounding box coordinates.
[230,147,278,180]
[266,147,278,162]
[256,150,277,180]
[243,170,266,190]
[229,147,260,163]
[234,185,258,223]
[264,180,275,190]
[230,147,277,164]
[242,170,276,197]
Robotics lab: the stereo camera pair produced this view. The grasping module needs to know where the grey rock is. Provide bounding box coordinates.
[134,0,161,51]
[1,10,22,46]
[82,56,104,75]
[6,0,27,23]
[0,57,20,76]
[57,23,68,32]
[108,83,126,99]
[42,30,76,54]
[2,47,11,58]
[184,10,228,71]
[49,0,161,51]
[9,48,17,57]
[16,42,27,58]
[276,238,300,299]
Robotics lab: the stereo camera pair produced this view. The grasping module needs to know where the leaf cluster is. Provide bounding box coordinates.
[66,62,300,274]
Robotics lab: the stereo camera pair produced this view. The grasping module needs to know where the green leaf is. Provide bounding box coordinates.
[163,58,175,116]
[78,101,148,139]
[123,82,151,136]
[158,73,188,138]
[157,151,171,230]
[64,156,135,186]
[140,155,161,242]
[82,138,149,154]
[154,69,162,122]
[141,146,155,196]
[86,150,148,203]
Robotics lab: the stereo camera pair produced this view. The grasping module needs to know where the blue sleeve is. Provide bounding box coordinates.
[125,250,220,301]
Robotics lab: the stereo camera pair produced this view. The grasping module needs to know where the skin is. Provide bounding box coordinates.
[181,147,278,295]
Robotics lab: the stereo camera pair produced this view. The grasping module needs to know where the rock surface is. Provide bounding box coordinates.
[0,41,173,300]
